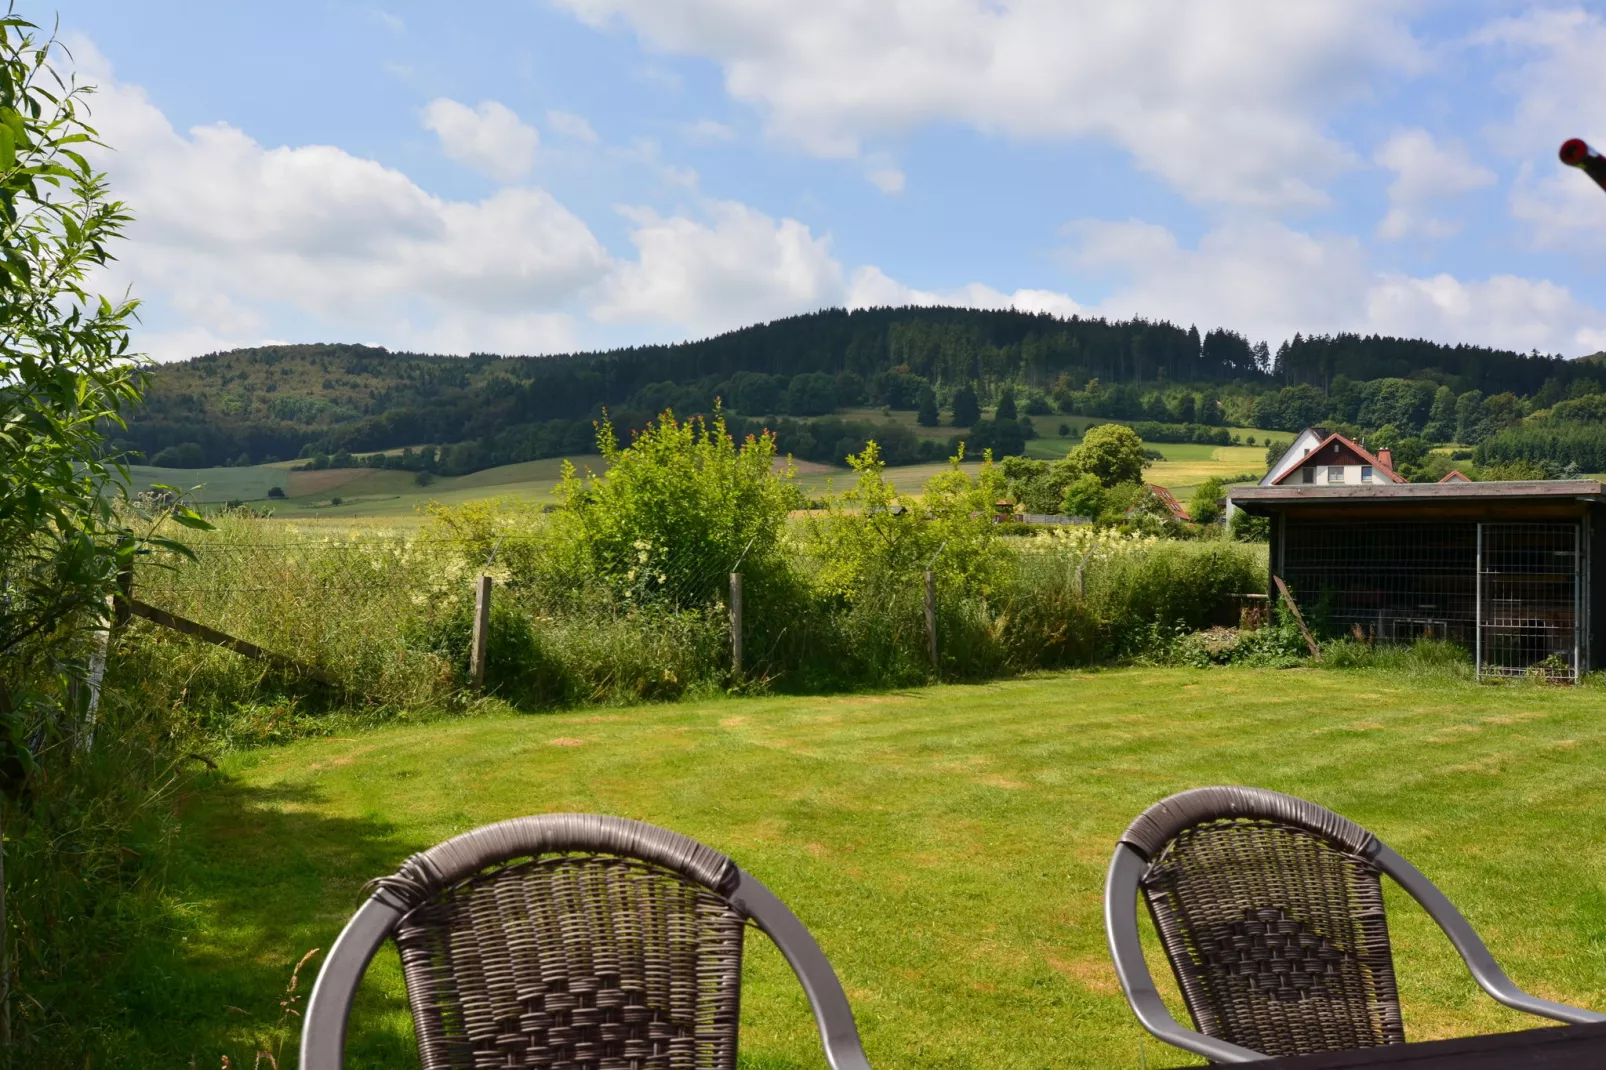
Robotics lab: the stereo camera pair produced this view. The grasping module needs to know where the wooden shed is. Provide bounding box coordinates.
[1226,480,1606,680]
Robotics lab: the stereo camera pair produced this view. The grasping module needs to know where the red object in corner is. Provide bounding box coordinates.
[1560,138,1591,166]
[1561,137,1606,192]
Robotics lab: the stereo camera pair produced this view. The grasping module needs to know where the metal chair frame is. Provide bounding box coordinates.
[1105,786,1605,1063]
[301,813,872,1070]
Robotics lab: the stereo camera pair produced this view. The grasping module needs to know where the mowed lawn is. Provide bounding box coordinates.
[144,667,1606,1068]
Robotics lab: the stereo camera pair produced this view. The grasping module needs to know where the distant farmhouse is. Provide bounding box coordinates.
[1261,428,1404,487]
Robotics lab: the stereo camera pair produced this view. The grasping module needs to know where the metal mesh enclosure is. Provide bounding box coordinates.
[1139,818,1404,1059]
[393,854,746,1070]
[1478,523,1581,681]
[1279,517,1587,680]
[1281,521,1478,643]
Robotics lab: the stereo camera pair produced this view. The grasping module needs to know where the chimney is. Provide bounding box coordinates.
[1377,448,1394,471]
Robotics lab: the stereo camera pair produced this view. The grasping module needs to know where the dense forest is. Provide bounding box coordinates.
[119,305,1606,475]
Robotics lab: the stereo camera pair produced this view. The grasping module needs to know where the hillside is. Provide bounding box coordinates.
[118,305,1599,476]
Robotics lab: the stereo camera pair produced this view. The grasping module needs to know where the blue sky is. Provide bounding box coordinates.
[61,1,1606,361]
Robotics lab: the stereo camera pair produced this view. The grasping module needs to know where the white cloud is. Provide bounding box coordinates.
[421,98,539,181]
[847,266,1080,319]
[864,161,906,195]
[1510,161,1606,252]
[76,39,870,359]
[1063,217,1606,356]
[1475,9,1606,157]
[71,42,608,356]
[1373,128,1495,240]
[547,109,600,143]
[1473,9,1606,252]
[554,0,1423,206]
[594,201,845,333]
[682,118,736,143]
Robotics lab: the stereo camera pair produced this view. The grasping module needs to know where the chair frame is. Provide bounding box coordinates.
[300,813,873,1070]
[1105,786,1605,1063]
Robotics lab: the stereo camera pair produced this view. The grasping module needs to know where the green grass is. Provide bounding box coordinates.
[121,456,604,519]
[130,665,1606,1068]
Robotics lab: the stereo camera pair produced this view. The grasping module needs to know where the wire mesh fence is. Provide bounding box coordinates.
[1281,521,1479,645]
[1478,522,1581,681]
[1278,518,1586,681]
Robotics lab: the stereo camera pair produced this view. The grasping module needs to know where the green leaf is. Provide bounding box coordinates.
[167,509,215,531]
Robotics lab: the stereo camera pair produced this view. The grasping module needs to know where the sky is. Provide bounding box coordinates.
[57,1,1606,362]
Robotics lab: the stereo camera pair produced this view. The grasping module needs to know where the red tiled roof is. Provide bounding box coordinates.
[1143,483,1191,521]
[1270,432,1406,485]
[1438,470,1471,483]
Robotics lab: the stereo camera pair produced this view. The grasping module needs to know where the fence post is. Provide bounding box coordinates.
[925,570,938,672]
[470,574,492,690]
[729,572,743,678]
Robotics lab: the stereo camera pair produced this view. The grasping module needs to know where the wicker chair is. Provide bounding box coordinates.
[300,813,873,1070]
[1104,786,1605,1064]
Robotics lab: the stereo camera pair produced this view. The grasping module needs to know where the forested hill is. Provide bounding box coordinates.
[121,304,1600,471]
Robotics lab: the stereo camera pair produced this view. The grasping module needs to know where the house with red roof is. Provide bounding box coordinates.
[1125,483,1191,522]
[1270,431,1405,487]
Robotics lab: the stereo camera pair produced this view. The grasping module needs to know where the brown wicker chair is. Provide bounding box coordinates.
[301,813,872,1070]
[1105,786,1605,1063]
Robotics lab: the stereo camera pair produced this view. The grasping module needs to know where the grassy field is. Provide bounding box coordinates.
[121,456,604,518]
[120,419,1279,519]
[132,665,1606,1068]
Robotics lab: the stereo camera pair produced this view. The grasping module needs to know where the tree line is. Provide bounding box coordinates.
[118,307,1604,474]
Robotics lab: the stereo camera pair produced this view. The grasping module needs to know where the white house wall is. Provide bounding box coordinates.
[1261,428,1325,486]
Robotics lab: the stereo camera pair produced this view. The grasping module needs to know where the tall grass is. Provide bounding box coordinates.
[114,513,1266,745]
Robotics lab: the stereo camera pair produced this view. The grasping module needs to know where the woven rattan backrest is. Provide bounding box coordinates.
[375,816,747,1070]
[1122,787,1404,1060]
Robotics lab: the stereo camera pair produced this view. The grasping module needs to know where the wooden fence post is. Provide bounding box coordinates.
[470,574,492,690]
[729,572,743,678]
[924,570,938,672]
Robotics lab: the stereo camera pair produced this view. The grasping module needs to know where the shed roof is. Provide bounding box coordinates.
[1229,479,1606,507]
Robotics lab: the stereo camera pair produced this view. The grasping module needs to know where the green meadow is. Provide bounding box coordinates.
[119,664,1606,1068]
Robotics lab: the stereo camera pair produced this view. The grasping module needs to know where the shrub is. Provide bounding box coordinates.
[1070,424,1148,487]
[551,407,800,609]
[1189,477,1225,525]
[1060,472,1106,519]
[1229,508,1270,542]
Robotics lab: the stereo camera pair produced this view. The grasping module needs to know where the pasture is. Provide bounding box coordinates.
[119,426,1276,519]
[129,665,1606,1068]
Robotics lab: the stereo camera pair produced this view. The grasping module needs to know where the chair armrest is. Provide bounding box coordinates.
[299,895,406,1070]
[727,868,874,1070]
[1105,844,1271,1063]
[1373,843,1606,1026]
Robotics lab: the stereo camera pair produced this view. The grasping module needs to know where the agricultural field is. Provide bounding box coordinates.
[118,421,1279,520]
[129,665,1606,1068]
[120,456,605,519]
